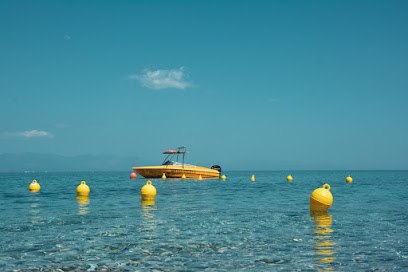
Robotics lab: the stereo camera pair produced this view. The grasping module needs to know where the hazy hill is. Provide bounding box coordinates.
[0,153,144,172]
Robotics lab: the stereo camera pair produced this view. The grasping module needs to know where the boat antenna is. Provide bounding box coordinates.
[176,146,187,168]
[182,147,185,168]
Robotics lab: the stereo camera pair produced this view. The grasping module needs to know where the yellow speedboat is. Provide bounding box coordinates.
[132,146,221,179]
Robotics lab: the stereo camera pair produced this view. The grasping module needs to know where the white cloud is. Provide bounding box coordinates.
[13,130,54,138]
[129,67,194,90]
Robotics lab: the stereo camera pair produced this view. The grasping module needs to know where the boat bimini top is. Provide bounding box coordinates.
[161,146,195,166]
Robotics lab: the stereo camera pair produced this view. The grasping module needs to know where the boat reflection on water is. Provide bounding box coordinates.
[310,211,336,271]
[76,196,90,215]
[141,200,157,242]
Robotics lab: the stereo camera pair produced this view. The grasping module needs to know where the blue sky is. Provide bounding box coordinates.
[1,0,407,170]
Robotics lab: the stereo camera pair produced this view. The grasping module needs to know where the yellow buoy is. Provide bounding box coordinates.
[162,173,166,179]
[141,180,157,200]
[29,179,40,192]
[346,175,353,183]
[221,174,226,180]
[251,175,255,181]
[287,174,293,182]
[310,184,333,212]
[198,174,203,180]
[181,173,186,179]
[77,181,90,196]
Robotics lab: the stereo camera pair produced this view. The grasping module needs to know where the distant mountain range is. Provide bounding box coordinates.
[0,153,145,172]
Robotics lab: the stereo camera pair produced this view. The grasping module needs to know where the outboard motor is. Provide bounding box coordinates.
[211,165,222,173]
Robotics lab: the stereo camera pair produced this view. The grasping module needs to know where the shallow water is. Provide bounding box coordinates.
[1,171,408,271]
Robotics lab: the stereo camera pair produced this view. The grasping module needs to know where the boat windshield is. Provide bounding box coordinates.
[162,160,196,167]
[162,146,190,166]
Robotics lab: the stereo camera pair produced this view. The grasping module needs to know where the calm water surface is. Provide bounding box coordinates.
[1,171,407,271]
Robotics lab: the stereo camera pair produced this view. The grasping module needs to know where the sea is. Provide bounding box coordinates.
[1,171,407,271]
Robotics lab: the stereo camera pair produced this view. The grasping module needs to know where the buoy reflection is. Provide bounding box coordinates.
[310,211,336,271]
[76,196,90,215]
[141,199,157,242]
[30,197,41,221]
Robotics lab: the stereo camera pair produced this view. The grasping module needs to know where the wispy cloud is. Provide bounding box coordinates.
[64,35,71,40]
[129,67,194,90]
[2,130,54,139]
[18,130,54,138]
[55,123,71,128]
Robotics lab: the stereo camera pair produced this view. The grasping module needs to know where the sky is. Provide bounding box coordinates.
[0,0,407,171]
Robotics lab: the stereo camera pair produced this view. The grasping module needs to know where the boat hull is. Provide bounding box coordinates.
[132,165,220,179]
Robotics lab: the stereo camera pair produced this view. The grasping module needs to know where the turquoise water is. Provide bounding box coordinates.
[1,171,408,271]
